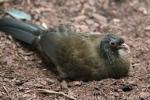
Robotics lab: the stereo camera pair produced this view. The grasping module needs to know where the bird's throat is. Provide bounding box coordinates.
[100,44,119,65]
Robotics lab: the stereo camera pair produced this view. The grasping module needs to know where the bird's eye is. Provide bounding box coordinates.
[109,41,117,47]
[119,38,124,44]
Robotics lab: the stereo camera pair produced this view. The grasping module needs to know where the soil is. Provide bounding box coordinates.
[0,0,150,100]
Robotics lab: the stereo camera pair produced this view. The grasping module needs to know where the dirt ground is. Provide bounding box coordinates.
[0,0,150,100]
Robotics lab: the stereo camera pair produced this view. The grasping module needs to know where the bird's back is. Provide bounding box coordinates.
[39,31,108,80]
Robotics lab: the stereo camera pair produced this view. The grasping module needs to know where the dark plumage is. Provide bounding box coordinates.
[0,18,130,81]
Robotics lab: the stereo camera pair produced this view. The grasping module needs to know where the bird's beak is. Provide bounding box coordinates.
[118,43,130,53]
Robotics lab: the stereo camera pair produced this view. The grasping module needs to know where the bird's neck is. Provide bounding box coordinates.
[100,44,119,65]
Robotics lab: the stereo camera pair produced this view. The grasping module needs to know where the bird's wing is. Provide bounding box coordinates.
[38,25,76,64]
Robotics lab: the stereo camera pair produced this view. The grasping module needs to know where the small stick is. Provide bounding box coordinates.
[0,0,12,3]
[27,0,30,4]
[37,89,77,100]
[3,86,9,95]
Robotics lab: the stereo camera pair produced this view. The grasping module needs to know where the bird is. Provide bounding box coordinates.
[0,18,130,81]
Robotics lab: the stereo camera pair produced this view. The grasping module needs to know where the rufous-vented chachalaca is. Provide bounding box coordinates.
[0,18,130,81]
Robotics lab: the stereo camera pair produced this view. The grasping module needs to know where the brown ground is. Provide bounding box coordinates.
[0,0,150,100]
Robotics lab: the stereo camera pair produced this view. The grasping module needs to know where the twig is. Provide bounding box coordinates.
[3,86,9,95]
[37,89,77,100]
[34,8,54,13]
[0,0,12,3]
[27,0,30,4]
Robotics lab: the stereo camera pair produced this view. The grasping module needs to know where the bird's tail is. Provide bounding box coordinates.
[0,18,44,45]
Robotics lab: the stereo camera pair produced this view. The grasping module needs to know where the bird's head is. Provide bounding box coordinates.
[100,33,130,64]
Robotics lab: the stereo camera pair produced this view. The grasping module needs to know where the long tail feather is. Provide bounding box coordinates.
[0,18,43,44]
